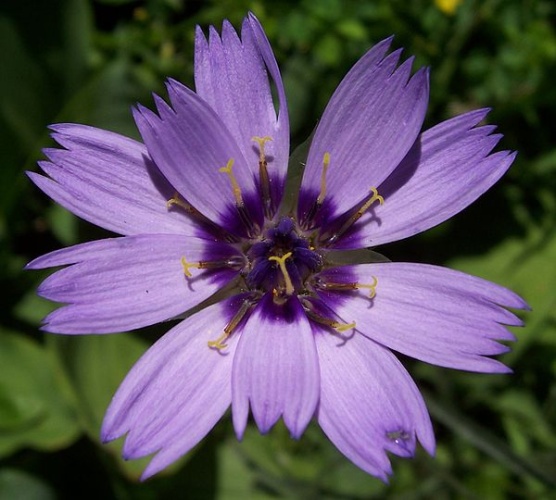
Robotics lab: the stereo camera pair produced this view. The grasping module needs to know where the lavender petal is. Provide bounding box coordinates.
[101,299,238,480]
[337,109,517,248]
[195,15,289,207]
[300,38,429,222]
[316,328,435,482]
[232,294,320,439]
[133,80,263,232]
[29,124,197,236]
[27,234,240,334]
[320,263,529,372]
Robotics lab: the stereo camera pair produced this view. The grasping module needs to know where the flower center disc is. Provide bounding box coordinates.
[245,217,322,302]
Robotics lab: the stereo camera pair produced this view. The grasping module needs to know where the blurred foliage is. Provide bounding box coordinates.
[1,0,556,498]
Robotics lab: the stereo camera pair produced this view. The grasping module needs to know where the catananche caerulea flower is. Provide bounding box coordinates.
[27,14,528,481]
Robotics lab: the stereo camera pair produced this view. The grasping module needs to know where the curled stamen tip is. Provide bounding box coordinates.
[180,256,200,278]
[369,186,384,205]
[252,135,273,144]
[357,276,378,298]
[207,340,227,350]
[323,152,331,165]
[218,158,235,173]
[166,191,181,209]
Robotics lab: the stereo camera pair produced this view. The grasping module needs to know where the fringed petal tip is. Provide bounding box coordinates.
[99,301,235,480]
[316,330,435,482]
[231,294,320,442]
[323,262,527,373]
[300,36,430,222]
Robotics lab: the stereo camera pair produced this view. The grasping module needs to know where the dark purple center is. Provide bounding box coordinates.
[245,216,322,294]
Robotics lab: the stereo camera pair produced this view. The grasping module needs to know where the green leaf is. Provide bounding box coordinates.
[448,225,556,364]
[0,330,80,457]
[48,333,158,479]
[425,392,556,488]
[0,469,56,500]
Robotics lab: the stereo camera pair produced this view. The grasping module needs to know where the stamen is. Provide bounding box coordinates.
[316,276,378,299]
[356,276,378,298]
[331,321,356,332]
[181,256,243,278]
[180,256,201,278]
[219,158,244,206]
[303,152,331,228]
[208,298,254,350]
[357,187,384,214]
[252,136,274,216]
[317,152,331,204]
[252,136,273,164]
[303,307,357,333]
[268,251,295,296]
[324,186,384,245]
[166,192,198,215]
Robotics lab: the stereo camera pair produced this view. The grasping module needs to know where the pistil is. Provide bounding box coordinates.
[268,252,295,296]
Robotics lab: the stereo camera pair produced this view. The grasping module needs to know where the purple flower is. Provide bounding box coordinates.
[27,14,528,481]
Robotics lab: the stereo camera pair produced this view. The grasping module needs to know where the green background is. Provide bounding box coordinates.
[1,0,555,498]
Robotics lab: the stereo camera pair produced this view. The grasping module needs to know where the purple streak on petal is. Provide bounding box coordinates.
[28,124,197,236]
[195,15,289,209]
[337,109,518,248]
[101,298,241,479]
[320,263,528,372]
[316,329,435,482]
[133,80,262,233]
[299,38,429,222]
[232,294,320,439]
[28,234,240,334]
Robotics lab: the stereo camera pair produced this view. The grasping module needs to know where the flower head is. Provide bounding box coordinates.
[27,13,528,481]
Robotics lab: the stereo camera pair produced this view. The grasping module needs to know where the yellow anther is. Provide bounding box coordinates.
[208,332,230,350]
[356,276,378,299]
[324,186,385,244]
[332,321,356,332]
[268,251,295,296]
[180,256,201,278]
[166,191,188,210]
[359,187,384,213]
[317,152,331,204]
[219,158,244,206]
[207,297,254,351]
[252,136,273,163]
